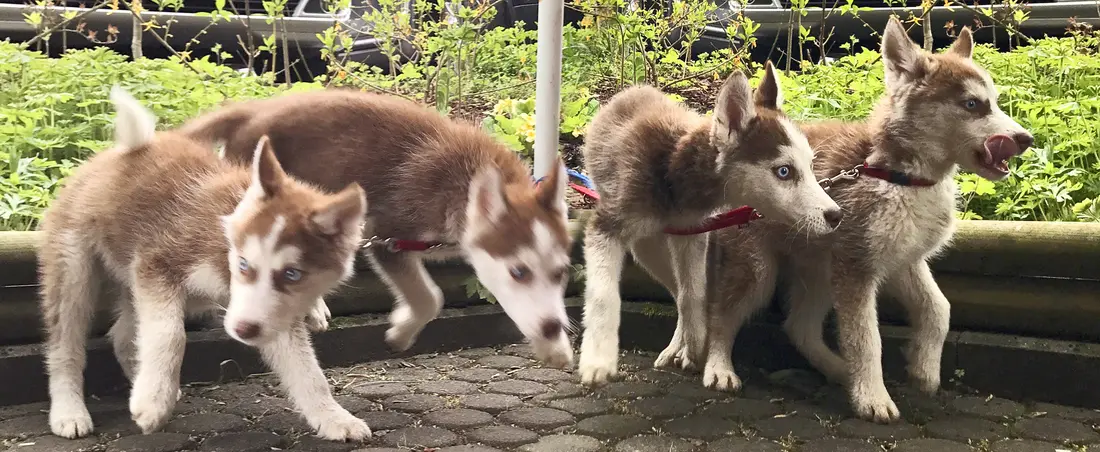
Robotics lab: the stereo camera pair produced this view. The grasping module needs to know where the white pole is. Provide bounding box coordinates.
[532,0,565,179]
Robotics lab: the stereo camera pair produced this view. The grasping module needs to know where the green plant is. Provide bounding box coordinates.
[481,86,599,160]
[0,43,322,230]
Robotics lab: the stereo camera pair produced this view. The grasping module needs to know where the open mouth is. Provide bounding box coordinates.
[975,134,1022,178]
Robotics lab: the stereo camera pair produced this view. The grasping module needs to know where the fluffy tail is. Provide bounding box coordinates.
[109,85,157,151]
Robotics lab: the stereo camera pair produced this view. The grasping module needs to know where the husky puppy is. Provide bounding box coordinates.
[178,89,575,368]
[40,87,371,440]
[577,63,842,386]
[703,17,1034,423]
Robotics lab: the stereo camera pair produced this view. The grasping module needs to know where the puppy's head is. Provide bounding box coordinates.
[221,136,367,345]
[878,16,1033,180]
[462,161,575,369]
[710,62,842,236]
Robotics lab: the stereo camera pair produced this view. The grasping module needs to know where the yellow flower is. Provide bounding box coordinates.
[580,15,594,27]
[518,113,537,143]
[494,99,514,115]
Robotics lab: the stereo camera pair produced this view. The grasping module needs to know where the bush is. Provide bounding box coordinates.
[1,29,1098,231]
[0,42,323,230]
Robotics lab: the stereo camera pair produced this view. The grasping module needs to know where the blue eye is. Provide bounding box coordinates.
[775,165,792,180]
[964,99,979,109]
[509,265,530,282]
[238,257,249,273]
[283,268,302,282]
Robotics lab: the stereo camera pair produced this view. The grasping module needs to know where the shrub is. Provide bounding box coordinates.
[0,42,322,230]
[2,33,1098,230]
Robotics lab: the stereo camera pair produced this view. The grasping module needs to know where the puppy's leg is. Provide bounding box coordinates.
[261,322,370,441]
[128,271,187,434]
[304,297,332,333]
[578,220,627,386]
[883,260,949,394]
[628,236,684,369]
[833,270,898,423]
[107,294,137,382]
[783,255,848,385]
[665,234,709,371]
[368,252,442,352]
[41,236,99,439]
[704,251,777,392]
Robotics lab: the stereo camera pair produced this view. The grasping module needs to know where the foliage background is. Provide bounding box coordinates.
[2,0,1099,231]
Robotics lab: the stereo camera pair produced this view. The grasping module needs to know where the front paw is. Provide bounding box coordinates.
[305,299,332,333]
[309,408,372,441]
[703,361,742,392]
[851,383,900,424]
[578,345,618,387]
[129,389,176,434]
[654,343,695,371]
[49,403,94,439]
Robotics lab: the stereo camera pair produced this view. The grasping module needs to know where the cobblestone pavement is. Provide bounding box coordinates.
[3,344,1100,451]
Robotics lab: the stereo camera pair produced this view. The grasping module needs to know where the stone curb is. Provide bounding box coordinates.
[2,300,1100,411]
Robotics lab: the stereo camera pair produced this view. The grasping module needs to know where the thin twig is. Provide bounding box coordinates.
[21,1,110,49]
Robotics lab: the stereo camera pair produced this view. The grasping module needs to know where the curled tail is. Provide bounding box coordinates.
[109,85,157,152]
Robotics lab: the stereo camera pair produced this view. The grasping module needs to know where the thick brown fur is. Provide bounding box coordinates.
[40,88,371,441]
[577,63,841,386]
[177,89,576,367]
[702,17,1033,423]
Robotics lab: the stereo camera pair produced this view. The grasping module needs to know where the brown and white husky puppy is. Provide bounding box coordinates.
[178,89,575,368]
[40,87,370,441]
[577,63,842,386]
[703,17,1033,423]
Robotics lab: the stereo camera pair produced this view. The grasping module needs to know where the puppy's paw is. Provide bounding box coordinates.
[311,408,372,441]
[49,403,94,439]
[851,383,900,424]
[578,348,617,387]
[703,362,742,392]
[129,390,175,434]
[655,341,689,369]
[305,298,332,333]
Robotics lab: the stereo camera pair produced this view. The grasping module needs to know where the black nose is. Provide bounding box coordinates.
[234,322,262,340]
[824,209,843,229]
[540,319,563,340]
[1014,132,1034,151]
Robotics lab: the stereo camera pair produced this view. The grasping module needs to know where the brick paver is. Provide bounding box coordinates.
[2,345,1098,451]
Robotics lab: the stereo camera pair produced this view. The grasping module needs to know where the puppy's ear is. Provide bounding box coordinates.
[713,70,755,147]
[881,16,928,91]
[535,158,568,219]
[753,61,783,110]
[250,135,285,198]
[947,26,974,59]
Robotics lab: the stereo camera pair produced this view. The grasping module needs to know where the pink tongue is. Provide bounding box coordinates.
[984,134,1019,163]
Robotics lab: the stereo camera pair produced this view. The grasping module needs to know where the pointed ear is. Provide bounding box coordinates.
[250,135,285,198]
[312,183,367,237]
[535,159,568,217]
[753,61,783,110]
[713,71,755,145]
[110,85,157,149]
[947,26,974,59]
[468,166,508,223]
[881,16,927,90]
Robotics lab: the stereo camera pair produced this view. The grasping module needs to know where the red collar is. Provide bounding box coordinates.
[857,162,937,187]
[567,178,762,235]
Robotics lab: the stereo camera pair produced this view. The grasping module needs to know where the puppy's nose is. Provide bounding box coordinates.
[1014,132,1034,151]
[234,322,262,340]
[824,209,843,229]
[540,319,563,340]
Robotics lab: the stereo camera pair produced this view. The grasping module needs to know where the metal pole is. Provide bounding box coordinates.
[532,0,565,179]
